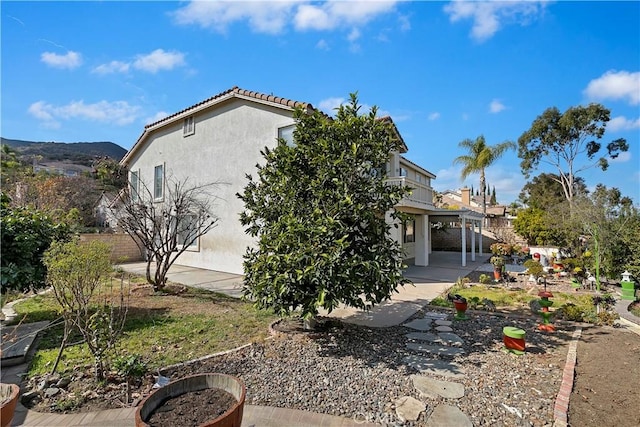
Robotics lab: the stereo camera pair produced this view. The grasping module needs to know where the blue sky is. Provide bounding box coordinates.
[2,1,639,204]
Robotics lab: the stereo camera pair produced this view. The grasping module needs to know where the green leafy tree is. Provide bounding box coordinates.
[238,94,410,321]
[519,173,587,210]
[43,239,126,380]
[512,207,569,246]
[453,135,515,222]
[1,193,70,293]
[518,104,628,209]
[573,185,637,288]
[92,157,128,191]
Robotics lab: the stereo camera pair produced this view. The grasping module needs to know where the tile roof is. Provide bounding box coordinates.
[144,86,314,130]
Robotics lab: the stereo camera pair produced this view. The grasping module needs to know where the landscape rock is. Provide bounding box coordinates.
[394,395,426,422]
[411,375,465,399]
[426,404,472,427]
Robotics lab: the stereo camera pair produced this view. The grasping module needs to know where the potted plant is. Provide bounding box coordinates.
[135,373,245,427]
[1,383,20,427]
[490,256,505,280]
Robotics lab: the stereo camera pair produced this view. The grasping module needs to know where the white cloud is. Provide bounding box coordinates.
[428,112,441,121]
[318,97,345,114]
[133,49,185,73]
[172,1,400,36]
[609,151,631,164]
[489,99,506,113]
[145,111,171,125]
[92,60,130,74]
[294,1,398,31]
[443,1,548,42]
[608,116,640,132]
[41,50,82,69]
[584,70,640,105]
[347,28,361,42]
[316,39,330,50]
[172,1,297,34]
[28,100,141,126]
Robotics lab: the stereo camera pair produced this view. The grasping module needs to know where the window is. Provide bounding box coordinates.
[278,124,295,146]
[176,214,199,249]
[416,173,423,183]
[183,116,195,136]
[130,171,139,202]
[399,167,407,177]
[154,164,164,200]
[403,219,415,243]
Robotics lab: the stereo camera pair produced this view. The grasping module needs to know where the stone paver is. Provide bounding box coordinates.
[425,404,472,427]
[424,311,449,319]
[436,332,464,346]
[434,319,452,326]
[411,375,465,399]
[405,332,439,342]
[434,325,453,332]
[406,342,465,357]
[404,356,465,379]
[403,318,433,331]
[394,396,426,422]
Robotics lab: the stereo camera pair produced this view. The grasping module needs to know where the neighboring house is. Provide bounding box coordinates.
[94,191,121,230]
[439,187,510,228]
[120,87,483,274]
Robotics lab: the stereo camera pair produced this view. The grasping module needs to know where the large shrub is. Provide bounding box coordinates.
[1,193,70,293]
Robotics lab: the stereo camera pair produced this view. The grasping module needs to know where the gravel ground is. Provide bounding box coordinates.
[161,308,571,426]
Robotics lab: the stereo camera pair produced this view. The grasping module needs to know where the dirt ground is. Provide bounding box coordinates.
[569,324,640,427]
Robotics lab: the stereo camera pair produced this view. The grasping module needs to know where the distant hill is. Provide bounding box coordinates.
[1,138,127,167]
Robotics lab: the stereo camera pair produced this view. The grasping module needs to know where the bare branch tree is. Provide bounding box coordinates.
[117,175,221,291]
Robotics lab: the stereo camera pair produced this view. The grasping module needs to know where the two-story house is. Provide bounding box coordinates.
[120,87,483,274]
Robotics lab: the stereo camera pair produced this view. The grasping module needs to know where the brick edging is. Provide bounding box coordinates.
[553,327,581,427]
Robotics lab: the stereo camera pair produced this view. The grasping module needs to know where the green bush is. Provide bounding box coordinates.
[478,274,492,284]
[1,193,70,293]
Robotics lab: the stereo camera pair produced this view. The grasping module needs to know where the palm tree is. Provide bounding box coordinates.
[453,135,515,223]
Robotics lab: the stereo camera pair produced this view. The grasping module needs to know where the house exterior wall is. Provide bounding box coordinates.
[125,99,296,274]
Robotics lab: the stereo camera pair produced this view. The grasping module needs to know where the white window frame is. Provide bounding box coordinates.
[277,123,296,147]
[176,214,200,251]
[130,170,139,203]
[154,164,164,201]
[183,116,195,137]
[403,219,415,244]
[399,167,407,177]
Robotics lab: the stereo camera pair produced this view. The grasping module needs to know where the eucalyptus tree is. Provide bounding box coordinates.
[518,103,628,210]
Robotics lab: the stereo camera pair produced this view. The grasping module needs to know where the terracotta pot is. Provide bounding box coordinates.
[135,373,245,427]
[453,300,468,312]
[1,383,20,427]
[493,269,501,280]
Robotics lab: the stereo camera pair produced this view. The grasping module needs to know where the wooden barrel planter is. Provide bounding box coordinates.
[135,373,246,427]
[1,383,20,427]
[503,326,526,355]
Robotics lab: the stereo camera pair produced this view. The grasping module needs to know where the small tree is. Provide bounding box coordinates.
[43,239,127,380]
[118,177,220,291]
[238,94,410,321]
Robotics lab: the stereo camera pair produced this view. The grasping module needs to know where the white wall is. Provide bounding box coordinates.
[127,99,295,274]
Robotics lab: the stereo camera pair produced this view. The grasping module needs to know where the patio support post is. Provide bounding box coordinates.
[471,219,476,262]
[415,214,429,266]
[461,216,467,267]
[479,219,483,256]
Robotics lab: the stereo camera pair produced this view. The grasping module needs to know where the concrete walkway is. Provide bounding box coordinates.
[3,252,490,427]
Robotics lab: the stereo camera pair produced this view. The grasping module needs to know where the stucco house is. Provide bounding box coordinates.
[120,87,483,274]
[439,187,511,228]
